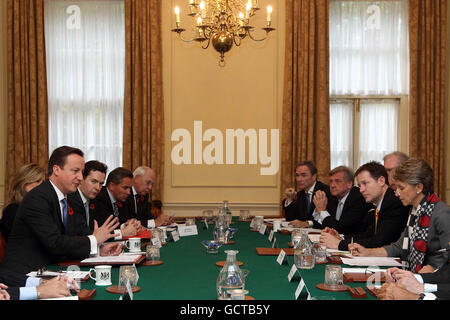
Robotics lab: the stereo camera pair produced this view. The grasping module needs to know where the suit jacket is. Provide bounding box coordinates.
[90,186,123,226]
[283,181,338,222]
[0,268,27,300]
[384,200,450,270]
[0,180,91,274]
[338,187,409,251]
[421,264,450,300]
[120,191,155,227]
[0,203,20,242]
[317,186,374,236]
[67,189,93,236]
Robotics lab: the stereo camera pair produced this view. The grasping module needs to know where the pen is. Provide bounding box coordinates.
[436,247,450,253]
[350,237,354,256]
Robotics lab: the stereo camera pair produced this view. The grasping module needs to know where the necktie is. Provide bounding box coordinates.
[306,192,311,213]
[375,209,380,233]
[113,202,119,217]
[335,201,344,221]
[61,198,69,228]
[135,194,140,215]
[84,201,90,227]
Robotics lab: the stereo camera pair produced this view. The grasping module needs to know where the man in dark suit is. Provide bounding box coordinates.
[320,161,409,251]
[312,166,373,235]
[283,161,337,228]
[383,151,409,191]
[120,166,172,228]
[67,160,108,236]
[90,167,139,238]
[0,146,121,274]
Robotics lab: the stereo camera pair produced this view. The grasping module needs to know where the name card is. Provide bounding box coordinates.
[178,225,198,237]
[126,279,134,300]
[204,219,209,230]
[288,264,298,282]
[276,249,286,265]
[268,230,275,242]
[295,279,305,300]
[151,237,162,249]
[171,231,180,242]
[250,219,256,229]
[259,224,267,235]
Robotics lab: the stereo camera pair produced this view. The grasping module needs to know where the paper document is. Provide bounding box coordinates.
[264,218,286,223]
[326,249,351,255]
[27,271,90,280]
[40,296,79,300]
[81,255,142,264]
[341,257,402,267]
[342,268,387,274]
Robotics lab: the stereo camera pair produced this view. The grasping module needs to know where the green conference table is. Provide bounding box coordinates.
[56,218,378,300]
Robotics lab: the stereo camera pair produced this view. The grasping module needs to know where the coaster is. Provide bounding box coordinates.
[279,229,291,235]
[238,219,251,222]
[140,260,164,266]
[250,229,259,232]
[216,261,244,267]
[106,285,141,294]
[288,242,293,247]
[315,260,328,265]
[225,241,235,245]
[316,283,349,292]
[245,296,255,300]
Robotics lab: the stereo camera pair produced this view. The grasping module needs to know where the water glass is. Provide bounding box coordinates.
[203,210,213,223]
[254,216,264,230]
[291,228,302,247]
[118,265,138,290]
[146,245,160,261]
[186,217,195,226]
[314,244,328,263]
[239,210,249,221]
[325,265,343,287]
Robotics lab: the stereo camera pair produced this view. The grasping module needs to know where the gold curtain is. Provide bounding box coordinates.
[409,0,447,201]
[5,0,49,201]
[280,0,330,198]
[123,0,164,201]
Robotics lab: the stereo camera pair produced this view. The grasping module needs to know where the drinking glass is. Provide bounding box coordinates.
[239,210,249,221]
[325,265,343,287]
[186,217,195,226]
[314,244,328,263]
[118,265,138,291]
[146,245,160,261]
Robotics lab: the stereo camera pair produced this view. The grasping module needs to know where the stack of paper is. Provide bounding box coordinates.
[341,257,402,267]
[81,254,142,264]
[27,271,90,280]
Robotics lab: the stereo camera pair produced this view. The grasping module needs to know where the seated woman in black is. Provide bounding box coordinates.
[0,164,45,241]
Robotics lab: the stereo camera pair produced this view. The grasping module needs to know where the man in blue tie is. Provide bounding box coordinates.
[282,161,336,228]
[311,166,373,235]
[0,146,122,275]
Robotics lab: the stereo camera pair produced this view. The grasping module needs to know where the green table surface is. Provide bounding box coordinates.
[52,218,378,300]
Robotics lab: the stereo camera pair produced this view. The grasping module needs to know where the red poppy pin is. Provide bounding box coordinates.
[89,203,95,210]
[140,195,145,202]
[117,202,123,208]
[427,194,439,203]
[68,207,74,216]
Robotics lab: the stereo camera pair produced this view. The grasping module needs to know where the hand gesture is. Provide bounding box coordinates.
[319,232,341,249]
[347,243,369,256]
[121,222,139,238]
[312,190,327,212]
[92,215,120,244]
[0,283,10,300]
[37,276,71,299]
[284,188,297,201]
[100,242,123,256]
[289,219,310,228]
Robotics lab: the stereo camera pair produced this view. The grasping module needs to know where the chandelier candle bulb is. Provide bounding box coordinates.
[267,5,272,25]
[174,6,181,24]
[246,0,252,19]
[200,1,206,18]
[239,12,244,26]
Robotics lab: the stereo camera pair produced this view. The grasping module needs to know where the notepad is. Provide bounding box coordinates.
[81,255,142,264]
[308,234,321,243]
[341,257,402,267]
[27,270,90,280]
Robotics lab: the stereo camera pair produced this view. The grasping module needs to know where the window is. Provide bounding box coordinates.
[45,0,125,169]
[329,0,409,169]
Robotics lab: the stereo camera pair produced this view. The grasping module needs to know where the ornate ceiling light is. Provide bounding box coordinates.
[172,0,275,66]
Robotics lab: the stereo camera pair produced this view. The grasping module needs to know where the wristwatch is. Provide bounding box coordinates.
[418,293,426,300]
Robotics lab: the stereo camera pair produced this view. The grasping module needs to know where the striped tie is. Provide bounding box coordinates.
[375,209,380,233]
[61,198,69,228]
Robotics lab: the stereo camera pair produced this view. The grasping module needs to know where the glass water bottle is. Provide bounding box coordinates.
[294,229,315,269]
[216,250,245,300]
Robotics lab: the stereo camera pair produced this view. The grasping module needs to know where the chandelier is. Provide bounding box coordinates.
[172,0,275,66]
